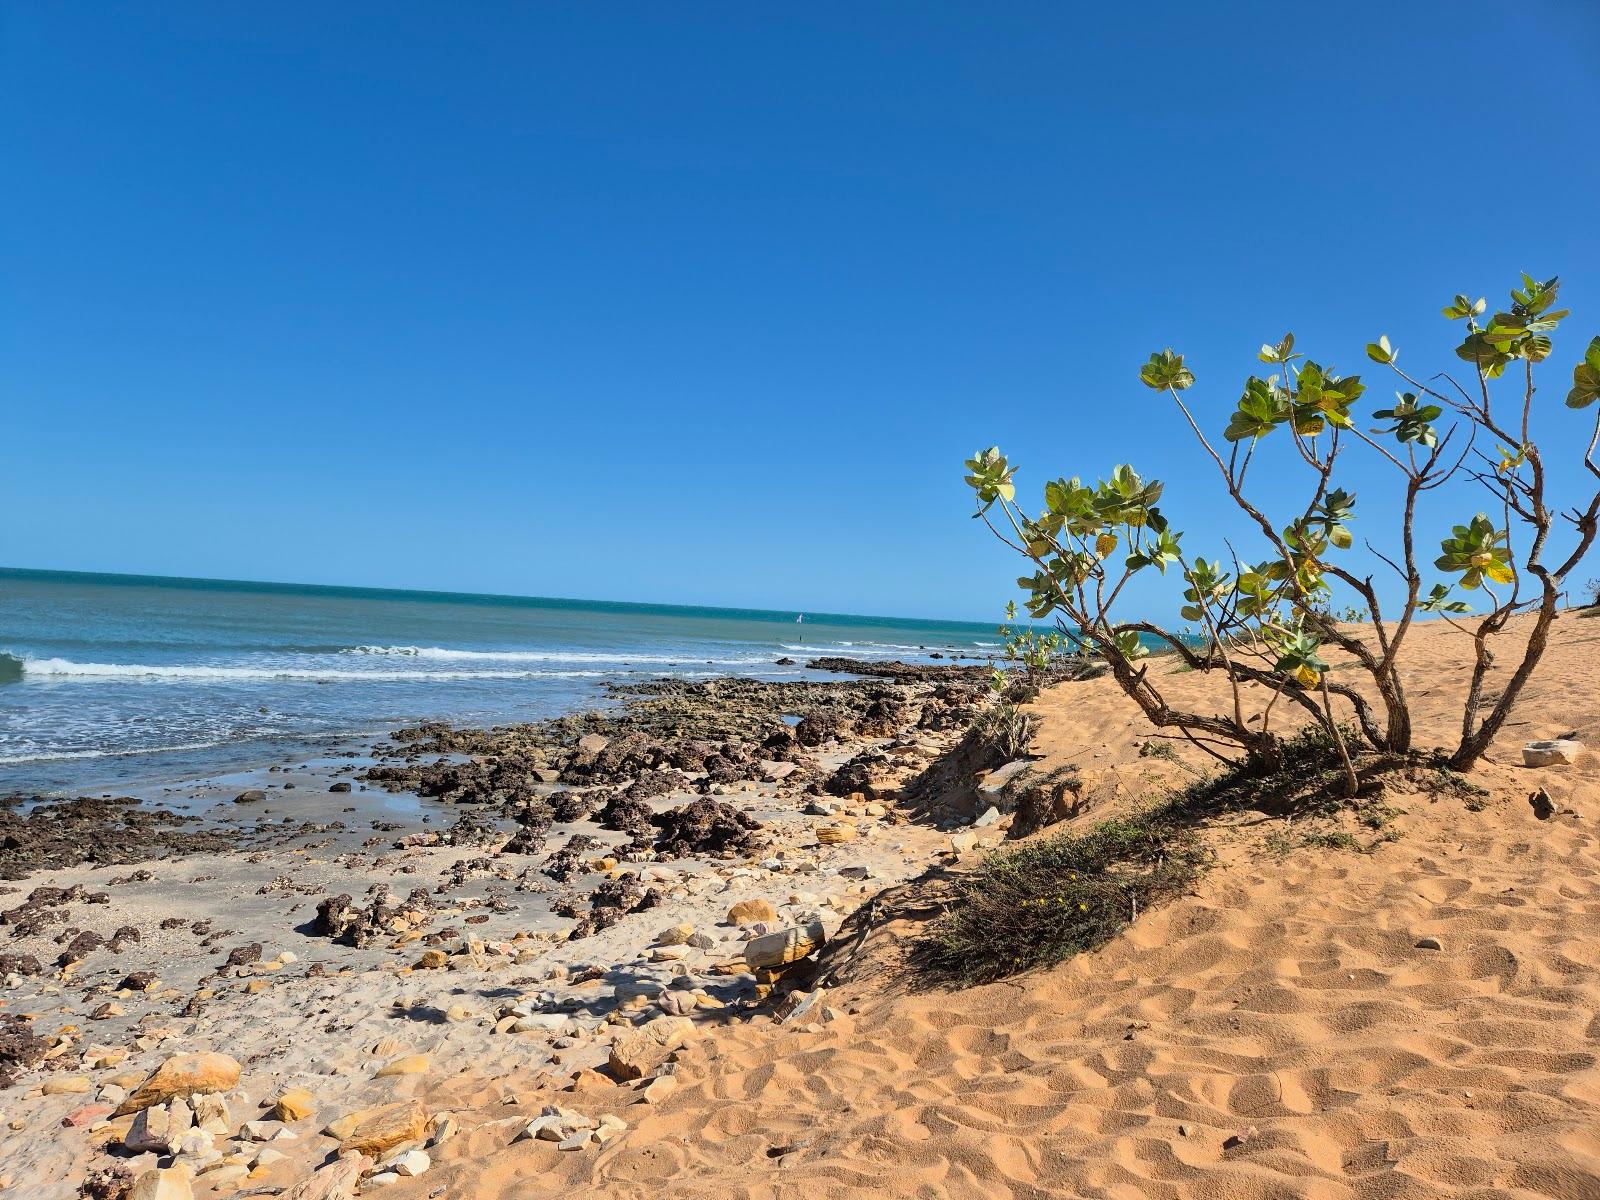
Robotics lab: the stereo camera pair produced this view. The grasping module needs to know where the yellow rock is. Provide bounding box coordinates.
[414,949,448,970]
[269,1087,315,1123]
[726,898,777,926]
[375,1054,430,1078]
[42,1076,92,1095]
[328,1100,428,1155]
[816,823,857,845]
[115,1052,242,1116]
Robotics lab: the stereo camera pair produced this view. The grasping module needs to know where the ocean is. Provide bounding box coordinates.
[0,568,1001,795]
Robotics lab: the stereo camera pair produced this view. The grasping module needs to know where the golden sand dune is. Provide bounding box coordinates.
[400,612,1600,1199]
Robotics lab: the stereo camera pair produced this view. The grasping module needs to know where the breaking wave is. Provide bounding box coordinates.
[4,657,625,683]
[343,644,775,665]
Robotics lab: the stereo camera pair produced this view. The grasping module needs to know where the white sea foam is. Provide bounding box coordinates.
[0,740,230,765]
[11,657,627,683]
[778,641,995,656]
[343,645,776,665]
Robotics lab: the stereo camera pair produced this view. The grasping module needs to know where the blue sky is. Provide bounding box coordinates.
[3,3,1598,621]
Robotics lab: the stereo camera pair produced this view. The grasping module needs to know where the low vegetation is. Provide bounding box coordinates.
[922,807,1207,985]
[922,727,1463,984]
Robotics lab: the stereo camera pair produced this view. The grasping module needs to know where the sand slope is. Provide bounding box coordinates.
[398,612,1600,1199]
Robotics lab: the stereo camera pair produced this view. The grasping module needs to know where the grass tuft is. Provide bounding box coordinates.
[919,807,1206,985]
[919,725,1431,986]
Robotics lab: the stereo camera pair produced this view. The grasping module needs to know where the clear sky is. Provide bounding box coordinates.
[3,3,1598,621]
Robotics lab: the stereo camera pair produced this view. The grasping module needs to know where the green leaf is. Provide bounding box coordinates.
[1365,334,1395,364]
[963,447,1017,509]
[1435,513,1513,591]
[1567,337,1600,409]
[1139,349,1195,391]
[1371,392,1442,447]
[1418,582,1471,616]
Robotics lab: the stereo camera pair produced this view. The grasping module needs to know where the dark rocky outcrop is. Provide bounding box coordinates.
[652,798,761,859]
[0,796,230,881]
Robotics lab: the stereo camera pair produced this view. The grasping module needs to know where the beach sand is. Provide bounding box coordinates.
[388,612,1600,1199]
[7,613,1600,1198]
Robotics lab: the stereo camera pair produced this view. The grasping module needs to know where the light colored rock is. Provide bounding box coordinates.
[726,898,777,926]
[426,1112,458,1147]
[115,1052,242,1115]
[657,989,696,1016]
[655,923,695,946]
[125,1101,192,1153]
[638,1074,679,1104]
[972,805,1001,828]
[175,1128,215,1158]
[510,1014,572,1035]
[607,1016,695,1081]
[816,823,857,844]
[365,1172,401,1188]
[330,1100,428,1156]
[386,1148,431,1177]
[127,1165,194,1200]
[1524,738,1583,767]
[744,921,827,970]
[977,759,1031,796]
[281,1152,371,1200]
[191,1092,230,1133]
[42,1076,93,1095]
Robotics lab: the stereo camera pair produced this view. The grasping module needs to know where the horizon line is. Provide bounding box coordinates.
[0,564,1000,631]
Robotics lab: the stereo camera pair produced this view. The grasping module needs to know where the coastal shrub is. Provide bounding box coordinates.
[970,701,1038,760]
[922,809,1205,985]
[922,726,1384,983]
[964,275,1600,782]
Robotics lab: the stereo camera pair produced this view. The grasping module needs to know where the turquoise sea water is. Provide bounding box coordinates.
[0,568,1000,795]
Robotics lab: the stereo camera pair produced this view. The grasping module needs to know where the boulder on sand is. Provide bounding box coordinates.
[282,1153,372,1200]
[1523,738,1583,767]
[115,1052,241,1115]
[744,921,828,970]
[327,1100,428,1156]
[607,1016,694,1081]
[726,898,777,927]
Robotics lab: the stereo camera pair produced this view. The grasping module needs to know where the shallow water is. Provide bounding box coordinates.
[0,568,998,794]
